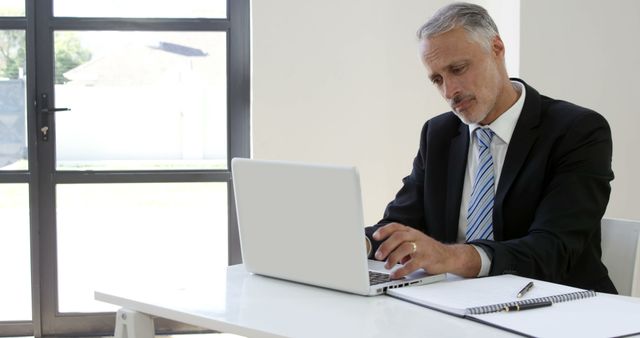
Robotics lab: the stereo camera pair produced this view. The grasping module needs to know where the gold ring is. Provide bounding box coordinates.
[410,241,417,253]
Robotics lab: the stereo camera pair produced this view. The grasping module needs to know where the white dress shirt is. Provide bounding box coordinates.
[460,81,526,276]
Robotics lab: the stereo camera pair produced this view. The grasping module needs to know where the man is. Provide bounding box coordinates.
[365,2,616,293]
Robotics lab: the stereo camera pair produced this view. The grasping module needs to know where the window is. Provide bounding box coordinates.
[0,0,248,335]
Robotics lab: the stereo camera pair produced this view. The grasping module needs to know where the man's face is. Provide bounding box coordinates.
[419,27,506,125]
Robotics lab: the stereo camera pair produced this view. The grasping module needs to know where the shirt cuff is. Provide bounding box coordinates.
[471,244,491,277]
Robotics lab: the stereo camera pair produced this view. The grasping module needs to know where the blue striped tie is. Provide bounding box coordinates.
[466,128,495,241]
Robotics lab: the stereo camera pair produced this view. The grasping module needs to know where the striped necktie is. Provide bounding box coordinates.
[466,128,495,241]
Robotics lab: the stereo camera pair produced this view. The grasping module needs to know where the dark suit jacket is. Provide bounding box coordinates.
[366,79,617,293]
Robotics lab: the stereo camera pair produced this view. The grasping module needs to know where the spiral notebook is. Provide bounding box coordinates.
[387,274,640,337]
[386,274,591,317]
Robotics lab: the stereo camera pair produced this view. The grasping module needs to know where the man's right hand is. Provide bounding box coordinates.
[372,222,481,279]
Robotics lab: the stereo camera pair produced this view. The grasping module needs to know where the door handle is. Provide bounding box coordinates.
[39,93,70,142]
[40,107,71,114]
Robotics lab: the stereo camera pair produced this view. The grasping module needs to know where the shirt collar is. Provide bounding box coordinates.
[468,81,526,144]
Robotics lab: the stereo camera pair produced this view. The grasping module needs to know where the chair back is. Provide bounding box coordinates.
[601,218,640,297]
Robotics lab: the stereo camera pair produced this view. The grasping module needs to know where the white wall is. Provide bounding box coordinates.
[520,0,640,220]
[252,0,520,225]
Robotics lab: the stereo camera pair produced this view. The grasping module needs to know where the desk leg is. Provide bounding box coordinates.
[114,308,155,338]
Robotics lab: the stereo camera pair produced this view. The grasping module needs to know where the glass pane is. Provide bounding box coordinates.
[54,31,227,170]
[0,1,25,16]
[0,184,31,320]
[54,0,226,19]
[0,30,27,170]
[56,182,228,312]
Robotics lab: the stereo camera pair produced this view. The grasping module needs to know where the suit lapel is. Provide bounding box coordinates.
[445,122,469,242]
[493,80,541,240]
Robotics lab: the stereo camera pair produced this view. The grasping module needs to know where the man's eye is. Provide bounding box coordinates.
[452,65,466,74]
[431,77,442,86]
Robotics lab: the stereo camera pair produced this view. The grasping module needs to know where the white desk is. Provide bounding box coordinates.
[95,264,516,338]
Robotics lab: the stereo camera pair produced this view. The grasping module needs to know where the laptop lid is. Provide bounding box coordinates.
[232,158,445,295]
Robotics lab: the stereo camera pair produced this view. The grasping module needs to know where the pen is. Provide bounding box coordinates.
[502,300,552,312]
[517,281,534,298]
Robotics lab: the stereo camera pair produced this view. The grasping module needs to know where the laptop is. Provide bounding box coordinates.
[231,158,445,296]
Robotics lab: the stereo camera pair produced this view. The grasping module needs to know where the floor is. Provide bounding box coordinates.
[7,334,244,338]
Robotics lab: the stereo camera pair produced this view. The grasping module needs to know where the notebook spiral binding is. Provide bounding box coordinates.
[465,290,597,315]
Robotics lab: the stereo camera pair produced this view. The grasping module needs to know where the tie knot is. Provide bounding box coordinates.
[475,128,494,150]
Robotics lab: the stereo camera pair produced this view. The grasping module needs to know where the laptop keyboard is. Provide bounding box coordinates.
[369,270,391,285]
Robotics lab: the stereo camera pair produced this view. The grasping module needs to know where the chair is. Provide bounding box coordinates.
[600,218,640,297]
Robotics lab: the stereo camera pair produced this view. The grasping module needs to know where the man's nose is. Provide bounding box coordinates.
[443,78,461,100]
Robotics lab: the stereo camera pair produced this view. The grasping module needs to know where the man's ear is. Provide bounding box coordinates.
[492,35,505,57]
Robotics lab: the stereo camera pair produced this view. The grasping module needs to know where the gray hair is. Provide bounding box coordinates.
[416,2,499,51]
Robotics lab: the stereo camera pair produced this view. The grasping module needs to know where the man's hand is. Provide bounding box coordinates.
[372,222,481,279]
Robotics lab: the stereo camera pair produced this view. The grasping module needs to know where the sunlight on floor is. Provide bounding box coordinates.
[130,334,246,338]
[162,334,245,338]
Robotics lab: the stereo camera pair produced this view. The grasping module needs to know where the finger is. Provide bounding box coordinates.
[375,230,412,260]
[384,241,416,269]
[372,222,406,241]
[391,258,421,279]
